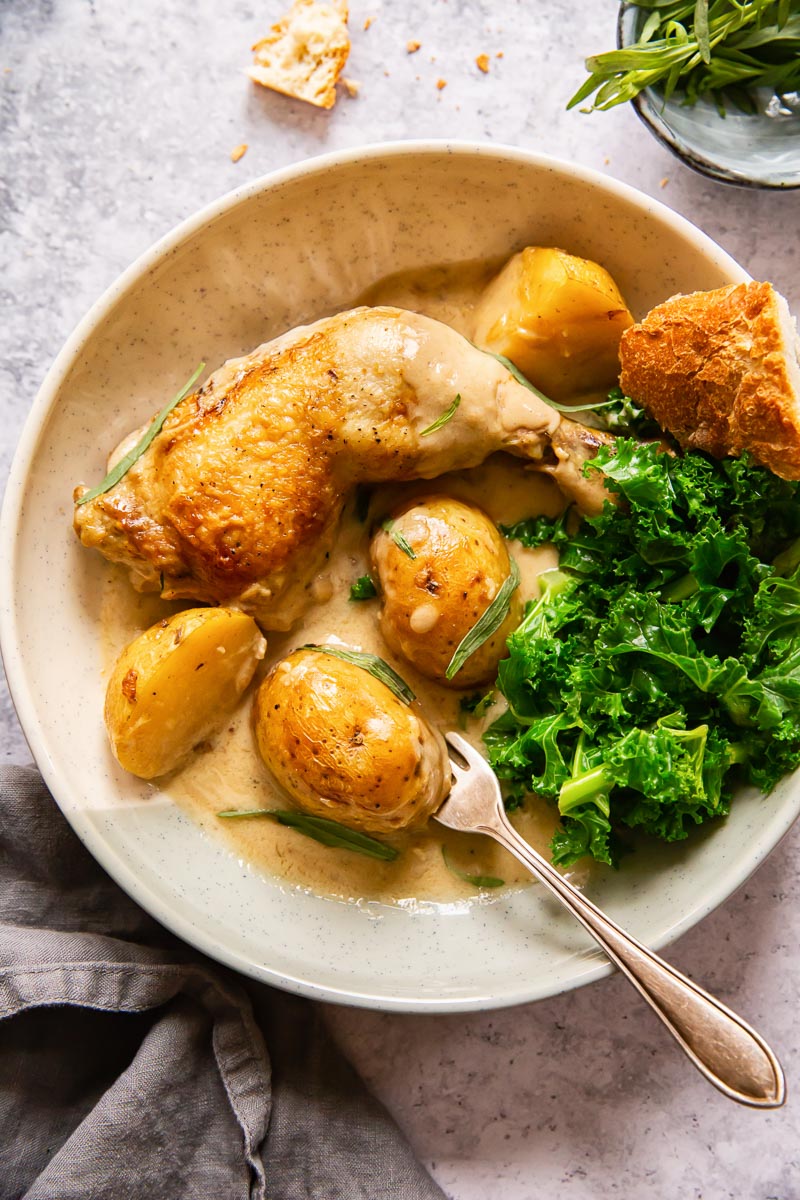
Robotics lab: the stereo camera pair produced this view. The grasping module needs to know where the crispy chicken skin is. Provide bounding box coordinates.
[74,306,610,629]
[619,282,800,480]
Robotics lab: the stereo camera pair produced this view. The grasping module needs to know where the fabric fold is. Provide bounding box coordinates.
[0,766,446,1200]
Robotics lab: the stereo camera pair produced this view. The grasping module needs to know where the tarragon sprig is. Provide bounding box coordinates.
[569,1,800,114]
[76,363,205,505]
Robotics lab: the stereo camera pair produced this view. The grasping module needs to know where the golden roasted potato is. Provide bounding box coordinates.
[370,495,522,688]
[105,607,266,779]
[252,647,450,833]
[471,246,634,400]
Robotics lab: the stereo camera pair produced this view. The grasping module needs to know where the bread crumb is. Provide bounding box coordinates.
[341,76,360,97]
[363,15,373,30]
[496,51,504,58]
[476,53,490,73]
[436,77,447,90]
[407,39,421,53]
[230,143,248,163]
[247,0,350,110]
[659,177,669,188]
[604,155,611,165]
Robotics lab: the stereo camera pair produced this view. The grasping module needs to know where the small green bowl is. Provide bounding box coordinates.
[618,4,800,190]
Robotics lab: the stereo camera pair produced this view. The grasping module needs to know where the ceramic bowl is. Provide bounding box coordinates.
[618,6,800,189]
[3,141,798,1012]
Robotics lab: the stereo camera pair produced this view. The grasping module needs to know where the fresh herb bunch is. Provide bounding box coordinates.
[569,0,800,116]
[488,439,800,867]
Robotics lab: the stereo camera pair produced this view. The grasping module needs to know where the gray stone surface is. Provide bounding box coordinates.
[2,1,800,1196]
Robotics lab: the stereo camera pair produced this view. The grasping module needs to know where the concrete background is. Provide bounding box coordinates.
[2,2,799,1196]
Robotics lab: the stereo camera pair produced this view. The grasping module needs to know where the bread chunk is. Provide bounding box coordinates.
[248,0,350,110]
[619,282,800,479]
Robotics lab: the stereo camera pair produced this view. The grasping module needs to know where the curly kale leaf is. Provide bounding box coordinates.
[489,441,800,867]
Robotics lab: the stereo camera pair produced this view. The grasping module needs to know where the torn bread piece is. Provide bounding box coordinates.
[248,0,350,110]
[619,281,800,480]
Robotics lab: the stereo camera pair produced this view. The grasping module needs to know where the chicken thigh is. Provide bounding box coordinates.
[74,306,610,629]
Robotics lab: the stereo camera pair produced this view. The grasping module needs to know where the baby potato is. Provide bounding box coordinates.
[105,607,266,779]
[253,648,450,834]
[371,495,522,688]
[471,246,634,401]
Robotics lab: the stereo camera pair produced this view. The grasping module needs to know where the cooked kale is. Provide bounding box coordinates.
[491,438,800,866]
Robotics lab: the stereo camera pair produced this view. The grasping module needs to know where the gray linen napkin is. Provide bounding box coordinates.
[0,766,447,1200]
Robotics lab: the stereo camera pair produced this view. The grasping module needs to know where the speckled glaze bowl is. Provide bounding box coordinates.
[3,142,798,1011]
[618,5,800,189]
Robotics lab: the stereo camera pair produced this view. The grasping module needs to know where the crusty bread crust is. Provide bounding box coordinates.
[619,281,800,480]
[248,0,350,110]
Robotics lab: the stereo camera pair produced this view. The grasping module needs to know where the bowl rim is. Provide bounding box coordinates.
[616,4,800,192]
[4,137,793,1013]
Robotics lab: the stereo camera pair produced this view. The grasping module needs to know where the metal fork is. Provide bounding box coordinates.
[436,732,785,1108]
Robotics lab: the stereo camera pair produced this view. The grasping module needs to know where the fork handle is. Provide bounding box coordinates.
[485,808,785,1108]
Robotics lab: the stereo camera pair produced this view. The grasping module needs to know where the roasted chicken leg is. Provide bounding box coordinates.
[74,306,610,629]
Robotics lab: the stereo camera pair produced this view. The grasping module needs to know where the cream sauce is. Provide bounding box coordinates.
[101,260,590,905]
